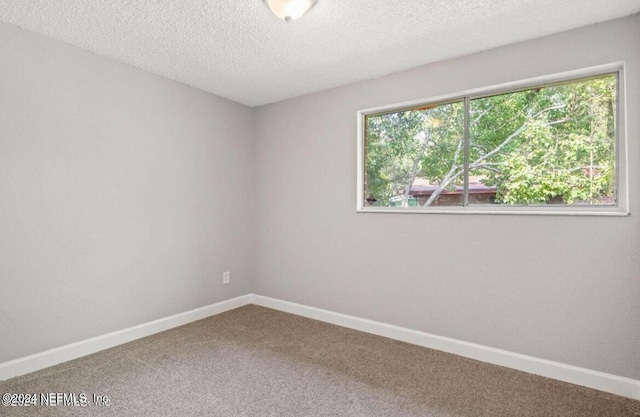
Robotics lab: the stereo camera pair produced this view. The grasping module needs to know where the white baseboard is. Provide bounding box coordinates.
[0,294,253,381]
[251,294,640,401]
[3,293,638,401]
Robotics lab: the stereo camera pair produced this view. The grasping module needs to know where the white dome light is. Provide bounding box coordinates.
[264,0,317,22]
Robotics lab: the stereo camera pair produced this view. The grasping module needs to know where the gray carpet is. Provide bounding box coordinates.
[1,305,639,416]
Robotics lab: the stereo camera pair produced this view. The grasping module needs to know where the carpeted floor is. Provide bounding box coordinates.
[1,305,639,416]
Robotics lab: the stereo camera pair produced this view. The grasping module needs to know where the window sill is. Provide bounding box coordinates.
[356,206,630,216]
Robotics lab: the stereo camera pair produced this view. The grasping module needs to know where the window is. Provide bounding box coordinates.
[357,65,627,215]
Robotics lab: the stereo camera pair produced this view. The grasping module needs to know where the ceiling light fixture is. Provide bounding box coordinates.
[264,0,317,23]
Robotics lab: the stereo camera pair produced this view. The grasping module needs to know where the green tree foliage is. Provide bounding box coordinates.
[364,75,616,207]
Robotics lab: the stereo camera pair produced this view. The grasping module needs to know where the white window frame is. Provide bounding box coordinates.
[356,63,629,216]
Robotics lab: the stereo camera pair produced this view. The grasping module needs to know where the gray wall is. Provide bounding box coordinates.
[255,15,640,379]
[1,13,639,382]
[0,22,255,362]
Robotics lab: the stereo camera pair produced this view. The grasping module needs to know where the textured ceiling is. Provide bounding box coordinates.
[1,1,639,107]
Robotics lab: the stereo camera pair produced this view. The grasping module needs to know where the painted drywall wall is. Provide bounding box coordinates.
[255,15,640,380]
[0,22,255,362]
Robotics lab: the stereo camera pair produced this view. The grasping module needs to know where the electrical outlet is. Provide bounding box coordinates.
[223,271,230,285]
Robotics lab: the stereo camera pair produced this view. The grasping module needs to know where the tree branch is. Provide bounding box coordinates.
[470,103,495,126]
[422,138,464,206]
[470,165,503,174]
[401,132,430,206]
[546,118,569,126]
[420,103,566,207]
[468,104,566,168]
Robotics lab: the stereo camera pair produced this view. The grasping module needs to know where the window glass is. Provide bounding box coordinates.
[469,75,616,206]
[360,72,619,212]
[365,101,464,207]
